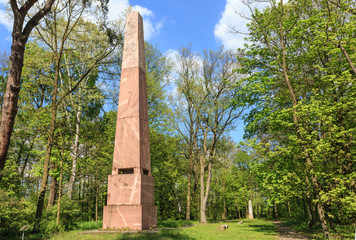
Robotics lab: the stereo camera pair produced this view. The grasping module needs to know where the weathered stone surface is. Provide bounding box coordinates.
[121,12,145,71]
[103,205,157,230]
[112,50,150,174]
[103,11,156,230]
[106,174,154,205]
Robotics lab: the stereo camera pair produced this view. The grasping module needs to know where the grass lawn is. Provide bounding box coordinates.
[48,219,278,240]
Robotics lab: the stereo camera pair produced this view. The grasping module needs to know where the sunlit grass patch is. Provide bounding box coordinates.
[49,218,278,240]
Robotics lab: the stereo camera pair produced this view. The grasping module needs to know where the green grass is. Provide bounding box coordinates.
[179,219,277,240]
[75,220,103,230]
[48,219,278,240]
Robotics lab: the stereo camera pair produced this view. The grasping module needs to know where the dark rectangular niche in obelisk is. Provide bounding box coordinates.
[103,11,157,231]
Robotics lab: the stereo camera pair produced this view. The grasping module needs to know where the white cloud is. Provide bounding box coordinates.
[154,18,165,35]
[164,49,179,82]
[107,0,130,21]
[132,5,153,17]
[107,0,163,40]
[214,0,268,50]
[164,49,179,65]
[132,5,163,40]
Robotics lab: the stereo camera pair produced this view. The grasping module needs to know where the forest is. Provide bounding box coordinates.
[0,0,355,239]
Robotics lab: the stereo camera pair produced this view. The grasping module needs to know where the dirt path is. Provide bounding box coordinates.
[274,221,310,240]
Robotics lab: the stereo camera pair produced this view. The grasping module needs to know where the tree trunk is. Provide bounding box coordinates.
[20,141,34,178]
[287,201,291,219]
[48,175,58,207]
[222,199,227,220]
[186,170,191,221]
[56,156,64,225]
[94,168,99,224]
[276,2,330,237]
[222,179,227,220]
[273,201,279,220]
[200,154,207,223]
[67,108,81,199]
[33,54,60,232]
[200,155,212,224]
[16,139,25,165]
[33,103,58,232]
[0,40,25,171]
[0,0,55,172]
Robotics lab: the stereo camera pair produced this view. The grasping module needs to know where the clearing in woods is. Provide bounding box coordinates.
[47,219,310,240]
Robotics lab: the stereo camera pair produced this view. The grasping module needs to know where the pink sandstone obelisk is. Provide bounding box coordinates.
[103,11,157,230]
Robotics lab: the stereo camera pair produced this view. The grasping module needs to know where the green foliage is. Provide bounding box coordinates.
[40,197,81,233]
[234,0,356,234]
[145,42,173,131]
[150,128,184,220]
[0,192,36,236]
[0,164,36,236]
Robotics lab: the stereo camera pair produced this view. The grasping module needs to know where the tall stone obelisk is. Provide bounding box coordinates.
[103,11,157,230]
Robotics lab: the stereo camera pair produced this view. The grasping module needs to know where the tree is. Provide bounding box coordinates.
[173,47,200,221]
[29,1,122,231]
[174,47,245,223]
[0,0,56,172]
[145,43,173,131]
[235,0,356,237]
[197,48,245,223]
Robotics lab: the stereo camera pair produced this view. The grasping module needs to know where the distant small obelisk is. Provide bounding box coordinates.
[248,199,254,219]
[103,11,157,230]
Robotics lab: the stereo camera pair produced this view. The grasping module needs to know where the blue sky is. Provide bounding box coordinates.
[0,0,262,143]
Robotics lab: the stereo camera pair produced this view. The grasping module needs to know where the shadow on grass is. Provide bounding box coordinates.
[1,233,44,240]
[157,220,193,228]
[248,224,277,236]
[119,229,196,240]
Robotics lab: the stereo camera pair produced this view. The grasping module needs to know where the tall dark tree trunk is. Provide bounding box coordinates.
[0,41,25,171]
[48,175,58,207]
[0,0,55,172]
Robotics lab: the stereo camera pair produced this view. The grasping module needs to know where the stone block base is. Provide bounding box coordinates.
[107,174,154,205]
[103,204,157,230]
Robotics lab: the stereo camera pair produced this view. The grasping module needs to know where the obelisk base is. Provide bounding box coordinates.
[103,204,157,230]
